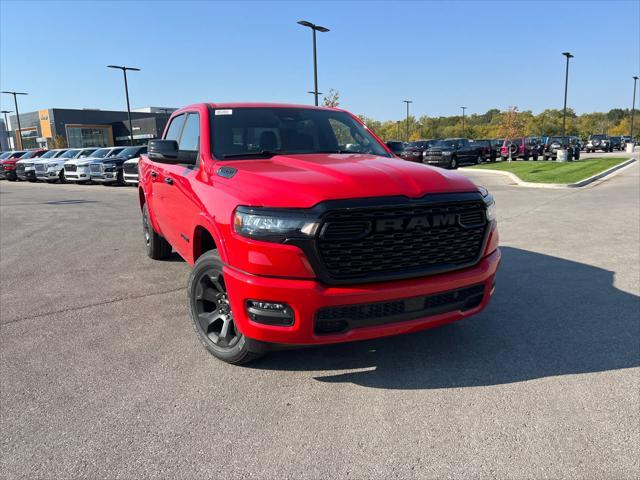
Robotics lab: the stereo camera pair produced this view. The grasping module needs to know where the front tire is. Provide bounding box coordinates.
[449,157,458,169]
[188,250,263,364]
[142,203,172,260]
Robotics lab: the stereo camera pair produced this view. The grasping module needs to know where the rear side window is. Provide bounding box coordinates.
[165,114,185,141]
[179,114,200,151]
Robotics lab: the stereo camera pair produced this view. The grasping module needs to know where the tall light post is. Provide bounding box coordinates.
[460,106,467,136]
[561,52,574,138]
[1,91,28,149]
[403,100,412,142]
[631,76,639,141]
[107,65,140,145]
[1,110,12,149]
[297,20,330,107]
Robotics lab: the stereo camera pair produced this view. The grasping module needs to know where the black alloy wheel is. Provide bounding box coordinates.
[187,250,262,364]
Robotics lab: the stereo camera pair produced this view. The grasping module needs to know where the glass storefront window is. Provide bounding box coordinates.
[66,126,113,148]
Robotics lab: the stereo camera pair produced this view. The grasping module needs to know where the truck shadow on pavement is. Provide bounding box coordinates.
[250,246,640,389]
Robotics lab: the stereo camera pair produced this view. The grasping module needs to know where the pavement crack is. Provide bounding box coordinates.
[1,287,184,326]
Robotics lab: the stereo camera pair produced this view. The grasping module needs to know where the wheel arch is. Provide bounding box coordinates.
[192,221,228,264]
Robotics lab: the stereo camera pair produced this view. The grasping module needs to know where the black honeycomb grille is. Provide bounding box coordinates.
[316,202,487,281]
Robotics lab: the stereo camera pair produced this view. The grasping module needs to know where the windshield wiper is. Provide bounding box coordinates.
[222,150,279,159]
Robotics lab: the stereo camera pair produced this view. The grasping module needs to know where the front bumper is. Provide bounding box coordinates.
[123,173,139,184]
[3,169,17,180]
[224,247,501,346]
[65,167,91,182]
[37,169,61,181]
[17,170,36,181]
[91,171,118,183]
[422,156,449,167]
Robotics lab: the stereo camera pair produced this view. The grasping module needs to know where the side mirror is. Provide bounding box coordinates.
[148,140,196,165]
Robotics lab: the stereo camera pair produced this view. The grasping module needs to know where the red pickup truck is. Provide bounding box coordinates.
[139,103,500,364]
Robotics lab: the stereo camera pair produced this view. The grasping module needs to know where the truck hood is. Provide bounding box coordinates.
[216,153,479,208]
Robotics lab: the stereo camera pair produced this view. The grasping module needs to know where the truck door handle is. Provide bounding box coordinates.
[164,177,174,185]
[150,171,157,178]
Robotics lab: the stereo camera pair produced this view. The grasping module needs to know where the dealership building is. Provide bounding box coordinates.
[5,107,175,150]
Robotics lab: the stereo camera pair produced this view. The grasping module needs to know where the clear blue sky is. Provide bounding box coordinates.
[1,0,638,120]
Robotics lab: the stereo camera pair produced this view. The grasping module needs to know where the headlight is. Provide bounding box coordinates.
[478,186,497,222]
[234,207,319,242]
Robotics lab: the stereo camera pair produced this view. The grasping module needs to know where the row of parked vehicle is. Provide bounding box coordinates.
[0,145,146,185]
[385,134,632,169]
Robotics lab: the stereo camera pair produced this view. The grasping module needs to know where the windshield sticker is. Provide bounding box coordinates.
[215,109,233,115]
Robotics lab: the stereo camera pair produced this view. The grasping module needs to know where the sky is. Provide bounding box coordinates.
[1,0,639,121]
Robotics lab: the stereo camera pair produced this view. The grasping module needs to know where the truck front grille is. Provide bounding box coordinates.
[65,164,77,172]
[90,163,102,174]
[35,163,46,173]
[123,162,138,175]
[315,201,487,282]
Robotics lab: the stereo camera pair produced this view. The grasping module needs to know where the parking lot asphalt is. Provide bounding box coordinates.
[1,161,639,479]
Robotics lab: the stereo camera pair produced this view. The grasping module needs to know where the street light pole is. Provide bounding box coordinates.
[403,100,412,142]
[297,20,330,106]
[561,52,574,138]
[1,91,28,149]
[1,110,12,149]
[107,65,140,146]
[631,76,639,141]
[461,106,467,136]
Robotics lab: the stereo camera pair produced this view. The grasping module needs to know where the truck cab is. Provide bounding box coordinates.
[139,103,500,364]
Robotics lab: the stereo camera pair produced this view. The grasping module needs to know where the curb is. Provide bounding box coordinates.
[463,157,637,189]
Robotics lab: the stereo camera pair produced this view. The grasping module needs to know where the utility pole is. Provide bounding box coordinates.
[461,106,467,136]
[107,65,141,145]
[1,91,28,149]
[561,52,574,138]
[631,76,639,141]
[403,100,412,142]
[297,20,330,106]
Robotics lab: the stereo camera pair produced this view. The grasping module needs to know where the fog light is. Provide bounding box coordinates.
[246,300,294,326]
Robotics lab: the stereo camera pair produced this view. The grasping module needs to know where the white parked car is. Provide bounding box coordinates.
[64,147,125,183]
[123,157,139,184]
[36,148,97,183]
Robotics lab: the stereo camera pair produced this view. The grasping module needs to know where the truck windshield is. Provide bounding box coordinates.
[431,140,455,148]
[591,135,607,140]
[210,107,390,159]
[59,149,81,158]
[91,149,111,158]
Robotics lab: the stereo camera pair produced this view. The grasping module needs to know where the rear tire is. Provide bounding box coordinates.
[142,203,172,260]
[188,250,263,365]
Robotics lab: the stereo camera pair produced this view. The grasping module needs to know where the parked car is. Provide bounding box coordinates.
[36,148,95,183]
[399,139,437,162]
[90,145,147,185]
[15,149,48,181]
[490,139,504,161]
[423,138,484,169]
[64,147,125,183]
[608,136,624,151]
[385,141,406,157]
[0,151,28,181]
[122,148,151,185]
[139,103,500,364]
[585,134,612,152]
[470,139,492,162]
[543,136,581,161]
[620,135,632,146]
[500,137,543,161]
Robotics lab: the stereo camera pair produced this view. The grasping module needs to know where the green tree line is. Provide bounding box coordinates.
[356,108,638,142]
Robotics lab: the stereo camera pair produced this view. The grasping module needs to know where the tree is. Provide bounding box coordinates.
[50,135,67,149]
[497,107,525,161]
[322,89,340,108]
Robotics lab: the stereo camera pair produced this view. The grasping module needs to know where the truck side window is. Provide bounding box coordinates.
[165,114,185,141]
[179,114,200,152]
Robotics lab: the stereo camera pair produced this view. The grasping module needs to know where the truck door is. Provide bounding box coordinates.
[152,111,202,259]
